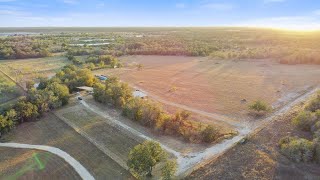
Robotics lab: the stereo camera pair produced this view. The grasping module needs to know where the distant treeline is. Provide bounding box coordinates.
[2,28,320,64]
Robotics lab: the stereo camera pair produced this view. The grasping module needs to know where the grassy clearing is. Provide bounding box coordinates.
[1,113,132,179]
[0,75,21,104]
[0,56,70,87]
[58,105,142,162]
[0,148,81,180]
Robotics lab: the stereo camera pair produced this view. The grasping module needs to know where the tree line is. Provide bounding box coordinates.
[93,77,235,143]
[0,65,96,137]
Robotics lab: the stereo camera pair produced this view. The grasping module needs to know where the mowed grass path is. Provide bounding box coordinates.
[58,105,142,163]
[2,113,132,180]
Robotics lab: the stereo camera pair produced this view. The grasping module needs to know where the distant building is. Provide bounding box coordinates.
[133,90,148,99]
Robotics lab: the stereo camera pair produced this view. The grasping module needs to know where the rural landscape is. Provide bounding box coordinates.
[0,27,319,180]
[1,0,320,180]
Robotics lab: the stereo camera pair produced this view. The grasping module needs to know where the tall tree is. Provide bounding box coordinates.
[127,141,167,177]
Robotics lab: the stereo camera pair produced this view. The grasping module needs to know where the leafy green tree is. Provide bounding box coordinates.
[46,82,70,105]
[161,160,177,180]
[5,109,18,125]
[0,115,13,135]
[127,141,167,177]
[14,99,39,123]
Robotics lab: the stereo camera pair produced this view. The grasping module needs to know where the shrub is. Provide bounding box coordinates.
[201,125,219,143]
[306,92,320,112]
[314,139,320,164]
[292,111,314,131]
[279,136,314,163]
[311,121,320,133]
[248,100,270,115]
[161,160,177,180]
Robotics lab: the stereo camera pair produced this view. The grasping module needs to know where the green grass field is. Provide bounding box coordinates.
[0,148,81,180]
[0,75,22,104]
[2,113,132,179]
[57,104,143,163]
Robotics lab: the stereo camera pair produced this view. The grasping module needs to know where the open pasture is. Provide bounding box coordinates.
[0,56,70,87]
[0,74,22,104]
[96,55,320,124]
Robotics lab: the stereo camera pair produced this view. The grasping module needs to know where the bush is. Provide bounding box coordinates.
[292,111,314,131]
[279,136,314,163]
[161,160,177,180]
[314,139,320,164]
[306,92,320,112]
[201,125,219,143]
[248,100,270,115]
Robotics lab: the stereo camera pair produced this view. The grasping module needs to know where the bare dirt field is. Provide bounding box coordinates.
[187,97,320,180]
[0,147,81,180]
[95,55,320,124]
[1,113,132,180]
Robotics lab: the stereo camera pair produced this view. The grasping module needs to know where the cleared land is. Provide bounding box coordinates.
[0,147,81,180]
[2,112,132,179]
[95,55,320,123]
[187,97,320,180]
[0,55,70,88]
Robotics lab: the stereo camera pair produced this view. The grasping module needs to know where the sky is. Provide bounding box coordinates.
[0,0,320,30]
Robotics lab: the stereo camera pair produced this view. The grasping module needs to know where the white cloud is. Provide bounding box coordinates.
[176,3,186,9]
[201,3,234,10]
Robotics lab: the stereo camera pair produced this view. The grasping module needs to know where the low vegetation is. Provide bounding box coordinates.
[248,100,271,116]
[0,76,20,104]
[279,91,320,164]
[93,77,228,143]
